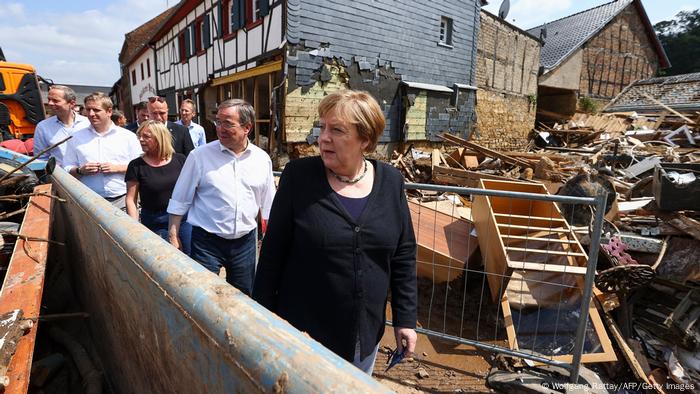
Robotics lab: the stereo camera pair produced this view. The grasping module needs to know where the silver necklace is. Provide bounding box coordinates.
[329,160,368,184]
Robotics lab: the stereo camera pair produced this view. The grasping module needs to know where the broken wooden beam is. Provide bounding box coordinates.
[432,166,515,188]
[642,93,695,124]
[439,133,534,169]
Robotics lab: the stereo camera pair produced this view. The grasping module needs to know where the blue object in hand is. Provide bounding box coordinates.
[384,347,405,372]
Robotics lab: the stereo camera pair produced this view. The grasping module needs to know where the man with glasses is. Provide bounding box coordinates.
[167,99,275,296]
[146,96,194,156]
[176,99,207,148]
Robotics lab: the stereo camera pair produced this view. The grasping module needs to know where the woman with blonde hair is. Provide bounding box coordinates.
[126,120,191,254]
[254,90,417,374]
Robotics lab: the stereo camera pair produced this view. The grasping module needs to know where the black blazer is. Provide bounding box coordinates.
[253,157,417,361]
[166,121,194,156]
[124,122,139,132]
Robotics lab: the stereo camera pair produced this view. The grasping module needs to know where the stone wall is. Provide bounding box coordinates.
[579,4,660,100]
[476,11,540,96]
[474,11,540,150]
[474,88,534,151]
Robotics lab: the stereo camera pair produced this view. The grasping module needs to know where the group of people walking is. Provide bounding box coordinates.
[34,85,417,375]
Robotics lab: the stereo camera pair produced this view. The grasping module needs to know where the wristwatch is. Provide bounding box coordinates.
[76,166,83,176]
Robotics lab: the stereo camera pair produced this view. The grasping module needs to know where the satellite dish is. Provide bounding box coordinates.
[498,0,510,19]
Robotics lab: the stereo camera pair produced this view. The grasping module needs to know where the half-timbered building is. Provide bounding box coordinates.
[138,0,482,158]
[527,0,670,120]
[150,0,283,144]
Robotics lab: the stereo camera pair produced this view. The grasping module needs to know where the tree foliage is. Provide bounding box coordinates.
[654,9,700,75]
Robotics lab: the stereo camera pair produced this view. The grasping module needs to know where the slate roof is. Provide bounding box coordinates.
[118,5,178,66]
[527,0,669,73]
[605,72,700,113]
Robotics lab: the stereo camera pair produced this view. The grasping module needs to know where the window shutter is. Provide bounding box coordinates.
[260,0,269,17]
[203,14,211,48]
[237,0,246,28]
[216,3,223,37]
[230,0,240,31]
[184,30,191,57]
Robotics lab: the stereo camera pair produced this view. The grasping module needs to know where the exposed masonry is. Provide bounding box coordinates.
[579,4,659,100]
[286,0,482,142]
[473,11,541,150]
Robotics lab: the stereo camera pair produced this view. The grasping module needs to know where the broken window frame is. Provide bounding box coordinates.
[439,16,453,47]
[214,60,282,152]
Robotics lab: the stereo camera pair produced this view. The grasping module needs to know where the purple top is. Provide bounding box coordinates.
[335,193,369,221]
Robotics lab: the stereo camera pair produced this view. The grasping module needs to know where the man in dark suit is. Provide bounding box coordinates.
[125,101,149,132]
[147,96,194,156]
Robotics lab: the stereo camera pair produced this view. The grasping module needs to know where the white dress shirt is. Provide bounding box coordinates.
[167,140,276,239]
[63,123,143,198]
[175,120,207,148]
[33,112,90,165]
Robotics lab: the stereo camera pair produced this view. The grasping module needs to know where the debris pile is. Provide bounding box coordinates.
[392,106,699,390]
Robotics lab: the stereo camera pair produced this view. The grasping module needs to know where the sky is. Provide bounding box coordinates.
[482,0,697,30]
[0,1,697,87]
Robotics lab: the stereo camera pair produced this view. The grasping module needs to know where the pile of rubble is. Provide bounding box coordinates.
[392,109,699,391]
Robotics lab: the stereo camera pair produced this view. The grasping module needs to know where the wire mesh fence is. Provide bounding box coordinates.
[401,181,609,383]
[270,171,608,383]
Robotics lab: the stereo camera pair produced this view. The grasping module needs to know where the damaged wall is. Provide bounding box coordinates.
[579,4,660,101]
[474,11,540,150]
[286,0,481,145]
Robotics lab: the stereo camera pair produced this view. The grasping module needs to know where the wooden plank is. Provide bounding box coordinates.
[642,93,695,124]
[494,213,566,222]
[596,299,651,384]
[431,149,441,169]
[439,133,533,169]
[504,247,587,257]
[432,166,514,187]
[502,277,617,364]
[501,234,580,244]
[507,261,587,274]
[497,223,570,232]
[0,185,53,393]
[409,201,478,283]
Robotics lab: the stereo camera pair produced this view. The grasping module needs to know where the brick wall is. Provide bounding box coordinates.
[579,4,660,100]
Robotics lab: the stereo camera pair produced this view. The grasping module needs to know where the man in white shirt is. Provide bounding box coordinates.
[167,99,275,295]
[63,92,142,209]
[33,85,90,165]
[176,99,207,148]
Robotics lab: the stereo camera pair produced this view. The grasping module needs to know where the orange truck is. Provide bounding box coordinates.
[0,49,45,140]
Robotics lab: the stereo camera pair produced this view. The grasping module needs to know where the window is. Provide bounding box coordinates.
[146,59,151,78]
[178,32,187,63]
[189,24,196,55]
[439,16,453,46]
[245,0,269,28]
[213,4,221,38]
[195,17,204,53]
[140,63,144,80]
[131,70,136,86]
